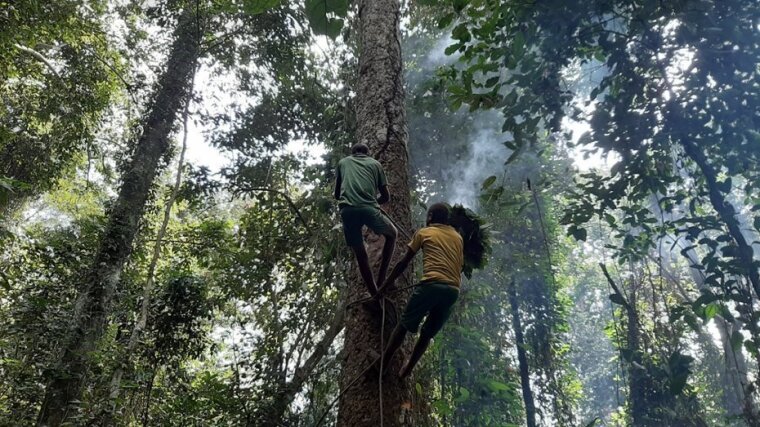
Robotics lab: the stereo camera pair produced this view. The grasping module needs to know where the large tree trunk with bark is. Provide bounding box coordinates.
[337,0,424,425]
[507,281,537,427]
[37,7,201,426]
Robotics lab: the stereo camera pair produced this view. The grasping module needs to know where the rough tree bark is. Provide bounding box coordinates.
[507,281,537,427]
[336,0,424,425]
[37,7,201,426]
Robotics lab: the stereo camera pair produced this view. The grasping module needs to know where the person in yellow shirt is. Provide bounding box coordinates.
[377,202,464,378]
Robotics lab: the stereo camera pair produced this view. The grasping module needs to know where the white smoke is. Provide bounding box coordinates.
[444,112,511,209]
[409,34,513,211]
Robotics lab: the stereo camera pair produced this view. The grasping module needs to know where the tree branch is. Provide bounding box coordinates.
[600,263,633,312]
[13,43,62,80]
[241,186,311,235]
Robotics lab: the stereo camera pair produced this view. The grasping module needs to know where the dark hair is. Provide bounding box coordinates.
[351,143,370,155]
[428,202,450,224]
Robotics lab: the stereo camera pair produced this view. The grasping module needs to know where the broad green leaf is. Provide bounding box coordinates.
[486,380,510,392]
[452,24,471,42]
[305,0,349,38]
[481,175,497,190]
[703,303,719,320]
[730,330,744,352]
[452,0,469,13]
[584,417,603,427]
[243,0,281,14]
[438,12,455,29]
[568,225,587,242]
[745,340,759,356]
[454,386,470,403]
[445,43,461,56]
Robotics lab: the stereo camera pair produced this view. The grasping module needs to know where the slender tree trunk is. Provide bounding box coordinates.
[337,0,423,425]
[600,264,648,425]
[507,281,537,427]
[107,71,195,414]
[680,138,760,300]
[678,139,760,423]
[36,7,202,426]
[624,286,648,426]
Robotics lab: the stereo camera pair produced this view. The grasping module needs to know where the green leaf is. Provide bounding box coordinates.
[703,303,719,320]
[730,330,744,352]
[451,23,471,42]
[486,380,510,392]
[569,225,587,242]
[305,0,349,38]
[444,43,461,56]
[481,175,497,190]
[452,0,469,13]
[438,12,455,29]
[745,340,759,356]
[584,417,603,427]
[753,216,760,231]
[432,398,453,416]
[691,292,720,309]
[242,0,281,14]
[415,382,422,395]
[484,76,500,87]
[512,31,525,58]
[454,386,470,403]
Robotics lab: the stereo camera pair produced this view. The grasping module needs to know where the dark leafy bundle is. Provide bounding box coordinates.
[449,204,492,279]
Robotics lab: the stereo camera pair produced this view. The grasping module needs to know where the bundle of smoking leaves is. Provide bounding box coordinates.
[449,204,492,279]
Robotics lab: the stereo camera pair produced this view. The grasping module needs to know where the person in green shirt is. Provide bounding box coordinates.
[377,202,463,378]
[334,143,397,297]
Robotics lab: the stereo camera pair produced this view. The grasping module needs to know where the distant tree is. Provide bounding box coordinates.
[0,0,119,216]
[37,4,203,423]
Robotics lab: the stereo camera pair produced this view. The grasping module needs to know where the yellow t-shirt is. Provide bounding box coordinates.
[408,224,464,287]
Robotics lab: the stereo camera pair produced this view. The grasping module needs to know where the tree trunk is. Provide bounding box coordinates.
[36,7,201,426]
[624,287,648,426]
[107,71,194,415]
[507,281,537,427]
[600,264,647,425]
[680,138,760,301]
[337,0,423,425]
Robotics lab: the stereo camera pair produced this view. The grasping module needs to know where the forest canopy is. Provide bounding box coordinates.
[1,0,759,426]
